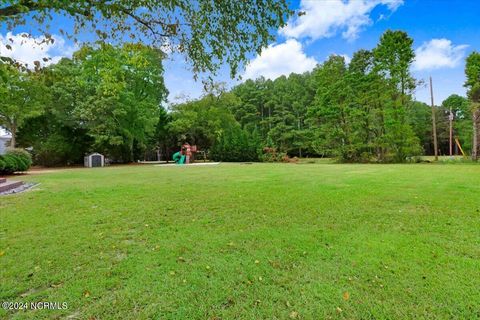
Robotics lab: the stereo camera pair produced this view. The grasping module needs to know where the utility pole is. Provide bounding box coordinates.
[449,107,454,156]
[429,77,439,161]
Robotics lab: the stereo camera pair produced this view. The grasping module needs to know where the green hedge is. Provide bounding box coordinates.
[0,148,32,174]
[210,127,261,162]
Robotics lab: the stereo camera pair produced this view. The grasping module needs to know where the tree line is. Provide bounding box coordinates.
[165,30,480,163]
[1,44,167,165]
[1,30,479,165]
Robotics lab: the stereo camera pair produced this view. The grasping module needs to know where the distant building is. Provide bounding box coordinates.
[0,134,12,155]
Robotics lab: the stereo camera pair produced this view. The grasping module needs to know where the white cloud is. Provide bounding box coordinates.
[413,38,468,71]
[243,39,317,80]
[280,0,403,41]
[0,32,76,68]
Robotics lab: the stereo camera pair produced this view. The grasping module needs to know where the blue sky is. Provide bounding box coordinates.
[1,0,479,107]
[163,0,480,105]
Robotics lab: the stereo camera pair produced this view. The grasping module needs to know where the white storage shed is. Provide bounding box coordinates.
[84,153,105,167]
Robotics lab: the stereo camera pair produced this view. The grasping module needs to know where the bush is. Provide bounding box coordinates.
[7,148,32,169]
[0,154,19,174]
[259,147,288,162]
[210,127,261,162]
[0,148,32,174]
[32,133,91,166]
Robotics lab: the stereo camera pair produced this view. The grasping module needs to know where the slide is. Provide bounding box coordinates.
[172,151,186,164]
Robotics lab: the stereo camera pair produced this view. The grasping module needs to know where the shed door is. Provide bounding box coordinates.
[91,155,102,167]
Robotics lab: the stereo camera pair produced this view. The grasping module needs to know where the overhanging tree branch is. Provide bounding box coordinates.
[0,1,43,18]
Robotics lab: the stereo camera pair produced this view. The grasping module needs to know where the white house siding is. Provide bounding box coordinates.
[0,136,11,155]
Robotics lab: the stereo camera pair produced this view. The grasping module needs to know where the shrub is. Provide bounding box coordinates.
[210,127,261,162]
[0,154,18,174]
[7,148,32,169]
[0,156,5,172]
[0,148,32,174]
[259,147,287,162]
[32,133,89,166]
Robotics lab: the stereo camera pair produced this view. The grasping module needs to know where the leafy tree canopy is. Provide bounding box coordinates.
[0,59,48,147]
[464,51,480,160]
[0,0,291,77]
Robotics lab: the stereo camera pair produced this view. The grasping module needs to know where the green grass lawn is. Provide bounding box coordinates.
[1,163,479,319]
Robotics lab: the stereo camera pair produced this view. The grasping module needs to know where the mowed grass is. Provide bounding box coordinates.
[1,163,479,319]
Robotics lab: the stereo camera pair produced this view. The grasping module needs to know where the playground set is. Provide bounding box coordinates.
[172,143,198,164]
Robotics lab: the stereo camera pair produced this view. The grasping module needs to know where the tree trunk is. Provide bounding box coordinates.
[10,122,16,148]
[473,108,480,161]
